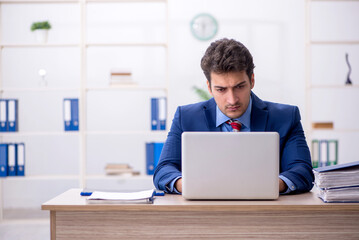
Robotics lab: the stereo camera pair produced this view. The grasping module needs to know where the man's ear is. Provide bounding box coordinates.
[250,74,255,89]
[207,80,213,96]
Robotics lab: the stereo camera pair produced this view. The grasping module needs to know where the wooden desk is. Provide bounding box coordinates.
[42,188,359,239]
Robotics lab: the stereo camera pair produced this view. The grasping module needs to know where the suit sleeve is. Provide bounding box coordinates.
[280,107,314,193]
[153,107,183,192]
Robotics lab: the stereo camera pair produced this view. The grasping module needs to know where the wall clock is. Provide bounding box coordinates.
[190,13,218,41]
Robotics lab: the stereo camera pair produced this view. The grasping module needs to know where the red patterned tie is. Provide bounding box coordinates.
[226,119,242,132]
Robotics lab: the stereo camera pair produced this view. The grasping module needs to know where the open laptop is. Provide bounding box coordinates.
[182,132,279,200]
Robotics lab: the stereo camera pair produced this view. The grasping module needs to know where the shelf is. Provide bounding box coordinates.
[86,43,167,48]
[310,0,359,2]
[0,131,80,137]
[0,86,167,92]
[0,0,78,3]
[86,85,167,91]
[309,129,359,133]
[85,130,168,135]
[308,84,359,89]
[0,43,80,48]
[0,0,169,212]
[0,175,79,180]
[0,131,168,137]
[0,87,80,92]
[310,41,359,45]
[86,174,153,180]
[86,0,166,3]
[0,43,167,48]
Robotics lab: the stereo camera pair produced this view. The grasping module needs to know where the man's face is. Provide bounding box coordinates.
[207,71,254,119]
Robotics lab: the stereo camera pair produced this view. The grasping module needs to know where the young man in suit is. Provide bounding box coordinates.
[153,38,314,194]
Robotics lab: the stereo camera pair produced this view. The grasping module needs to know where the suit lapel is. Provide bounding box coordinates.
[203,98,221,131]
[250,92,268,132]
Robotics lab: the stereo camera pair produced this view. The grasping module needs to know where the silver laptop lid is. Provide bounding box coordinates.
[182,132,279,200]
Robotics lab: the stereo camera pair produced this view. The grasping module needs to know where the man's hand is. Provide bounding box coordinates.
[279,178,287,193]
[175,178,182,193]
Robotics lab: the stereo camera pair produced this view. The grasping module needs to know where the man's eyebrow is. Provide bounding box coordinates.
[235,81,247,87]
[213,81,247,89]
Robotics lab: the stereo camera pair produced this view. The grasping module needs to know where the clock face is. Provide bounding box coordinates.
[190,13,218,41]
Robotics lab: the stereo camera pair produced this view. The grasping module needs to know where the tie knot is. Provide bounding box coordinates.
[226,119,242,132]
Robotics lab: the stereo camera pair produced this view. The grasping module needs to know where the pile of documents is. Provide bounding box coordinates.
[313,161,359,203]
[105,164,140,176]
[87,189,155,204]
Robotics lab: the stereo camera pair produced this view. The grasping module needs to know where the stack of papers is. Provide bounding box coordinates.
[87,189,155,204]
[313,161,359,203]
[104,163,140,176]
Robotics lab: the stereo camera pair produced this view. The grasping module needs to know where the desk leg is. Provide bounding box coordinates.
[50,211,56,240]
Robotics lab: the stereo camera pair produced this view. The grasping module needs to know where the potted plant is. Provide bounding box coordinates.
[31,21,51,43]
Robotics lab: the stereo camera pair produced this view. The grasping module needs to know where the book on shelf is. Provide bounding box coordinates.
[104,163,140,176]
[313,161,359,203]
[312,122,334,129]
[86,189,155,204]
[109,68,137,86]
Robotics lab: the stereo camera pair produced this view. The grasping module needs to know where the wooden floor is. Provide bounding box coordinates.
[0,209,50,240]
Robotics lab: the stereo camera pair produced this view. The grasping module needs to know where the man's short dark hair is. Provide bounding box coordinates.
[201,38,255,84]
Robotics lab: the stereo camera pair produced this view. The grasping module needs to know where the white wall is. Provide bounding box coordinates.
[1,0,358,209]
[168,0,306,125]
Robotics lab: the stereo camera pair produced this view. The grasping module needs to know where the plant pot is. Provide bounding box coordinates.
[34,29,49,43]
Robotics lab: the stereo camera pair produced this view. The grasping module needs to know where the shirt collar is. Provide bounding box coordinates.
[215,96,252,129]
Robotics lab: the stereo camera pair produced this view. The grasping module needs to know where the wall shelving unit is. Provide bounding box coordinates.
[0,0,169,220]
[305,0,359,165]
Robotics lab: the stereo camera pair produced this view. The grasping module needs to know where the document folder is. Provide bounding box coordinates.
[146,143,155,175]
[0,144,8,177]
[64,98,79,131]
[158,97,166,130]
[7,99,18,132]
[16,143,25,176]
[7,144,16,176]
[151,98,158,130]
[146,142,164,175]
[0,99,8,132]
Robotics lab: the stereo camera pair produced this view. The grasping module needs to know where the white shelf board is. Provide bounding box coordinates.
[0,131,80,137]
[310,41,359,45]
[0,43,80,48]
[86,85,167,91]
[86,0,166,3]
[308,84,359,89]
[86,42,168,48]
[0,87,80,92]
[85,174,153,180]
[85,130,168,135]
[0,0,78,3]
[0,0,167,4]
[309,129,359,133]
[1,175,79,180]
[311,0,359,2]
[0,43,167,48]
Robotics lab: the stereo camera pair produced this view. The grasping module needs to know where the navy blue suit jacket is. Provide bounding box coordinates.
[153,92,314,194]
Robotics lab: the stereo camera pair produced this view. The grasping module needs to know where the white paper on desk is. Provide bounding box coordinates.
[88,189,154,201]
